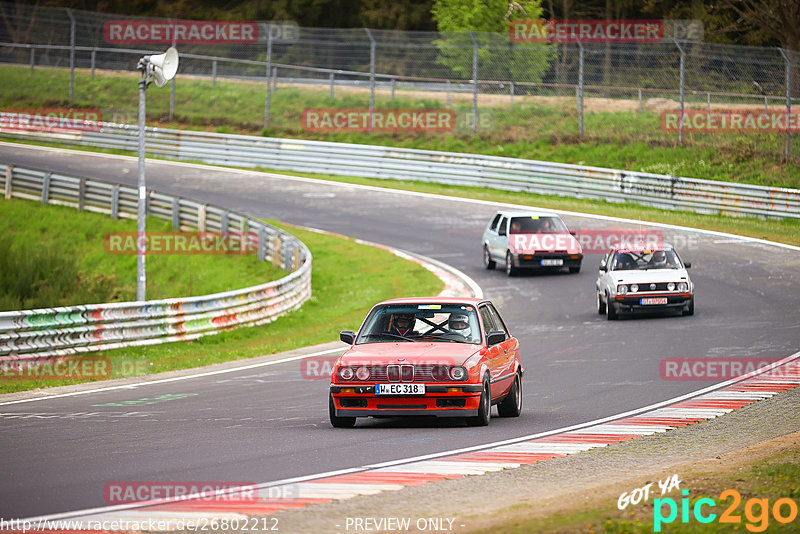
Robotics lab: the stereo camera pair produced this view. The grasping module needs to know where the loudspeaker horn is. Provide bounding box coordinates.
[149,47,179,88]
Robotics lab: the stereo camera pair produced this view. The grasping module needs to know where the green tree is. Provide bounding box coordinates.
[431,0,553,85]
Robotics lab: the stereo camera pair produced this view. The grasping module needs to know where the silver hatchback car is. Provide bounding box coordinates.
[481,210,583,276]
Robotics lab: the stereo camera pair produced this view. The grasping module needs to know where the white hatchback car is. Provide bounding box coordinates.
[481,210,583,276]
[596,245,694,320]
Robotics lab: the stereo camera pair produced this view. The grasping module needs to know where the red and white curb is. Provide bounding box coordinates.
[29,357,800,530]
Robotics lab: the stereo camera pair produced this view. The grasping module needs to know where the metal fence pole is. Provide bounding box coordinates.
[578,42,584,137]
[263,25,273,129]
[137,73,147,301]
[707,92,711,123]
[365,28,376,132]
[211,60,217,88]
[469,31,478,135]
[329,72,334,99]
[391,77,396,101]
[638,88,642,113]
[66,8,75,106]
[29,47,34,73]
[91,49,96,77]
[510,81,514,106]
[446,80,451,107]
[675,39,685,144]
[272,67,277,91]
[778,48,792,159]
[170,78,175,120]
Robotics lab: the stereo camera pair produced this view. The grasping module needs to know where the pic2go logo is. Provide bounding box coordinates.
[654,489,799,532]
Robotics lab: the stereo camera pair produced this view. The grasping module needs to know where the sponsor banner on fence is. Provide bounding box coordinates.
[104,232,259,255]
[661,109,800,133]
[104,20,259,44]
[0,357,111,381]
[0,108,102,133]
[301,108,456,133]
[104,482,261,504]
[660,358,787,380]
[510,19,663,43]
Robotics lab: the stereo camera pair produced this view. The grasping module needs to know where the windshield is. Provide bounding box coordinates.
[509,216,567,233]
[356,304,482,345]
[611,249,683,270]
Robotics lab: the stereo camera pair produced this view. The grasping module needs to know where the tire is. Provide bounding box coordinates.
[483,246,496,270]
[329,393,356,428]
[606,294,618,320]
[466,377,491,426]
[505,251,517,277]
[497,373,522,417]
[682,296,695,316]
[569,266,581,273]
[597,291,606,315]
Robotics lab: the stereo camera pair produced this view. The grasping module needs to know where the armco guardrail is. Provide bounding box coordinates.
[0,163,312,360]
[2,119,798,219]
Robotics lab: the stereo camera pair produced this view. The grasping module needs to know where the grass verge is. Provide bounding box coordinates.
[0,198,282,310]
[467,438,800,533]
[0,220,443,394]
[1,65,798,187]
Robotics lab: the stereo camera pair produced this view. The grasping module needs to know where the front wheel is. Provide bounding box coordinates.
[466,378,491,426]
[682,296,695,316]
[497,373,522,417]
[483,246,496,270]
[329,393,356,428]
[606,294,618,320]
[505,251,517,277]
[597,292,606,315]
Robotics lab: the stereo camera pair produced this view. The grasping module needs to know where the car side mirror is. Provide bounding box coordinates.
[599,263,607,272]
[684,262,691,269]
[487,331,506,346]
[340,331,355,344]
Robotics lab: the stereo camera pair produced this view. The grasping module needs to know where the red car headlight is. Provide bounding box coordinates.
[338,367,354,381]
[449,366,468,381]
[355,366,370,381]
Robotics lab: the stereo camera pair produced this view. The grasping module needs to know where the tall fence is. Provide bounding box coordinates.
[2,120,798,220]
[0,163,312,359]
[0,2,798,159]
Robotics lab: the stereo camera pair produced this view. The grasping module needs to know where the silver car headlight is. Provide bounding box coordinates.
[677,282,688,291]
[617,284,628,295]
[355,366,370,380]
[667,282,676,291]
[630,284,639,293]
[338,367,354,380]
[449,366,468,381]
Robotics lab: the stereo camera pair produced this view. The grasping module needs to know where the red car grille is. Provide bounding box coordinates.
[368,365,449,382]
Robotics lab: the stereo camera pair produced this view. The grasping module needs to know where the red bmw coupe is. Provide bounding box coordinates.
[329,297,524,427]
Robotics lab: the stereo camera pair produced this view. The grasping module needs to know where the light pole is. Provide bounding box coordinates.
[135,47,179,301]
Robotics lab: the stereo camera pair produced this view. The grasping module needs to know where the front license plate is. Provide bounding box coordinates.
[641,297,668,305]
[540,259,563,266]
[375,383,425,395]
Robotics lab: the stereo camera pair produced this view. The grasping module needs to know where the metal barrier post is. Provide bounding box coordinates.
[391,77,396,101]
[41,172,51,204]
[257,226,266,262]
[171,197,180,229]
[5,166,13,200]
[329,72,334,99]
[264,26,273,129]
[91,49,96,77]
[78,178,85,211]
[111,184,120,219]
[469,31,478,135]
[212,60,217,88]
[29,47,34,73]
[638,88,642,113]
[510,81,514,106]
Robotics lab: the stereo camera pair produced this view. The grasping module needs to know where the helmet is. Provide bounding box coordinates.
[393,313,414,330]
[449,313,469,332]
[652,250,667,264]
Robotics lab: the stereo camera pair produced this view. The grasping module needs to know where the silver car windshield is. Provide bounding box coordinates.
[356,304,482,345]
[612,249,682,270]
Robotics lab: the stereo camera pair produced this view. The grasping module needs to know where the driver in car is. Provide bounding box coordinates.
[448,313,471,338]
[388,313,416,337]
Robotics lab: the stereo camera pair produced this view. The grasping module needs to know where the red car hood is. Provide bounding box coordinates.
[341,342,481,367]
